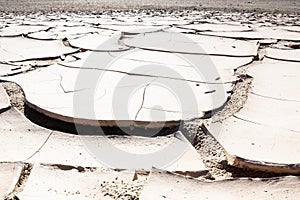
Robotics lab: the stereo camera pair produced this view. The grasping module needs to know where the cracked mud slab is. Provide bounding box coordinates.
[122,31,259,57]
[0,37,78,62]
[27,26,106,40]
[177,23,253,32]
[247,58,300,101]
[202,57,300,173]
[140,169,300,200]
[67,32,130,52]
[201,55,300,174]
[0,163,23,200]
[0,25,50,37]
[0,108,52,162]
[235,93,300,132]
[27,131,207,172]
[266,48,300,62]
[2,60,231,127]
[200,27,300,41]
[17,164,136,200]
[60,49,253,83]
[97,24,169,34]
[0,102,207,172]
[204,116,300,174]
[0,84,10,112]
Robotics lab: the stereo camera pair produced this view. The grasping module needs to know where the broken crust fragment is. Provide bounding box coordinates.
[140,168,300,200]
[265,48,300,62]
[201,124,300,175]
[226,154,300,175]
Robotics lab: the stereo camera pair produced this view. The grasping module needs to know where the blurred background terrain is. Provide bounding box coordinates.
[0,0,299,13]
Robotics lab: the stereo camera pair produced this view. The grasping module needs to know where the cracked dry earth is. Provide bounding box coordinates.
[0,9,300,200]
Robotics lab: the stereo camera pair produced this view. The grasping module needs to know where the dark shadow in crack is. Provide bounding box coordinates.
[24,104,179,137]
[222,161,295,179]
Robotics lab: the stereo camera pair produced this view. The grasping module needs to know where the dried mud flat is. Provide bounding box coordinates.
[0,6,300,200]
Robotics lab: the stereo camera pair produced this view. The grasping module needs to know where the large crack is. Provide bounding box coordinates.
[5,163,33,200]
[122,44,258,58]
[183,40,300,178]
[134,82,151,121]
[59,63,236,85]
[23,131,54,161]
[181,75,253,179]
[233,115,300,134]
[250,91,300,103]
[180,45,266,179]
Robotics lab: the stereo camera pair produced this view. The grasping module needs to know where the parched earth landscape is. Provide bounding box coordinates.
[0,1,300,199]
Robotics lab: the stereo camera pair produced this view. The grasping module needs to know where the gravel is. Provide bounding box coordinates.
[100,174,147,200]
[1,82,25,113]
